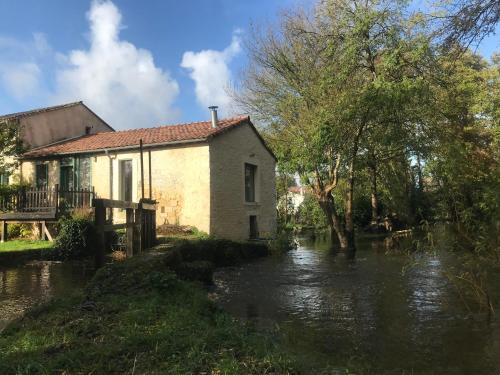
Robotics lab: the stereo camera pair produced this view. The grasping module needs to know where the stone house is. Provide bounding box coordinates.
[1,102,277,241]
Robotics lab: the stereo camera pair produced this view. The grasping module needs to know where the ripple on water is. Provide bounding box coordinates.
[213,235,500,374]
[0,261,93,331]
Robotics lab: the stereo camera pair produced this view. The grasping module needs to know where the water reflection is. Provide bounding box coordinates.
[213,235,500,374]
[0,261,93,331]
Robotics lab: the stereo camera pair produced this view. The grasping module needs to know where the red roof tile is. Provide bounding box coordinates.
[23,116,249,157]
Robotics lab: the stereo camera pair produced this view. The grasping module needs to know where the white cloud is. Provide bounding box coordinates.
[181,32,241,114]
[53,0,179,129]
[0,63,41,99]
[0,34,48,99]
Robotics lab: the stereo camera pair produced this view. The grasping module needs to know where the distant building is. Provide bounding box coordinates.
[287,186,307,214]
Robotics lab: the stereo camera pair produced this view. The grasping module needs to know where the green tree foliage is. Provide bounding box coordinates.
[239,0,498,250]
[425,52,499,241]
[275,171,297,230]
[0,118,24,175]
[239,0,432,250]
[296,193,328,230]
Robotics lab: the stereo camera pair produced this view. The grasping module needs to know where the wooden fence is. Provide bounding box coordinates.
[93,198,156,267]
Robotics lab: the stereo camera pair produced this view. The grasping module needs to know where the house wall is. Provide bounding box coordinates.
[17,160,59,186]
[209,123,277,241]
[19,104,113,149]
[90,144,211,233]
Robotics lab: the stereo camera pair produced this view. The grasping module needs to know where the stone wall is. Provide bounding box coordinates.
[209,123,277,240]
[90,144,211,233]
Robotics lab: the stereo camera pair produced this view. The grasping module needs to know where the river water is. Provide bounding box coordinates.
[0,261,94,331]
[213,235,500,374]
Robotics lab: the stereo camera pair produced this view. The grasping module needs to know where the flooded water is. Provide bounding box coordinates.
[213,235,500,374]
[0,261,94,331]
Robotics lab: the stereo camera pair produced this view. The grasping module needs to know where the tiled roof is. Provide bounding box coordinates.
[288,186,308,194]
[0,102,83,121]
[23,116,250,157]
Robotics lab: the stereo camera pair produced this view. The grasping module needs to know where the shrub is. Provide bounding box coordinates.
[176,261,215,283]
[175,239,269,267]
[7,223,34,239]
[55,217,97,260]
[267,232,297,255]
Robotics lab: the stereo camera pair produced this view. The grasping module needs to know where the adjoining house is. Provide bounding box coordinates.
[0,102,277,241]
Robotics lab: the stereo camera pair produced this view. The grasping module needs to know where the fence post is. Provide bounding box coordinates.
[151,204,157,245]
[94,199,106,268]
[38,221,47,241]
[134,203,143,253]
[125,208,134,257]
[1,221,7,243]
[54,184,59,217]
[20,186,26,211]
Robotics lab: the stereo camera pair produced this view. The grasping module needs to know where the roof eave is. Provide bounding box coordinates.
[21,137,209,159]
[207,117,277,161]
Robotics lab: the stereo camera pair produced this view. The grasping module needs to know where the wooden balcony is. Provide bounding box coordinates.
[0,185,95,220]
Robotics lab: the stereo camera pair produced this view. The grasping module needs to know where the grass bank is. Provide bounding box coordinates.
[0,240,54,252]
[0,240,297,374]
[0,240,55,267]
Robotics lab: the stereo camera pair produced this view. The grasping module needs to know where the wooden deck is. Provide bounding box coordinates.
[0,211,57,221]
[0,185,94,218]
[0,186,95,242]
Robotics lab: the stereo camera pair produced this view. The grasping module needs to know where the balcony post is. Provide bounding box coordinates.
[54,184,59,217]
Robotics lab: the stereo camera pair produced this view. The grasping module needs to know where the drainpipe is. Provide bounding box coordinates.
[104,149,115,222]
[104,149,114,200]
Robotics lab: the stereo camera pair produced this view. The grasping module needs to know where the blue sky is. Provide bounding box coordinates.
[0,0,498,130]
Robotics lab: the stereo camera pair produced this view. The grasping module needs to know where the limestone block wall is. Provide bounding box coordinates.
[90,144,211,233]
[19,161,35,185]
[209,123,277,241]
[91,154,111,198]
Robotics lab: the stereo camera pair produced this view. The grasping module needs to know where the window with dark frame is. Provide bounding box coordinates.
[119,160,133,202]
[35,163,48,188]
[244,163,257,202]
[0,172,9,185]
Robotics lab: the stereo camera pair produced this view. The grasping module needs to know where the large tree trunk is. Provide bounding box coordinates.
[318,195,349,249]
[369,162,379,226]
[344,135,362,251]
[345,162,356,251]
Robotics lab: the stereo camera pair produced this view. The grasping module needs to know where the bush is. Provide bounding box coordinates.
[176,261,215,283]
[296,193,328,230]
[7,223,34,239]
[55,217,97,260]
[267,232,296,254]
[175,238,269,267]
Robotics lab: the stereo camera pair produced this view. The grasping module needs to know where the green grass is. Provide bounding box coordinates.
[0,240,54,252]
[0,250,297,374]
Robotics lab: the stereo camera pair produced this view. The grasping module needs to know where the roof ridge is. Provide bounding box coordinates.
[91,115,249,134]
[21,115,253,158]
[0,101,83,120]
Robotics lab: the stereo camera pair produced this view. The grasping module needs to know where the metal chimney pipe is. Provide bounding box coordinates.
[208,106,218,128]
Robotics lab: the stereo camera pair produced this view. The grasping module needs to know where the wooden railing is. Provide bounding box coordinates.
[0,185,95,214]
[93,198,156,267]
